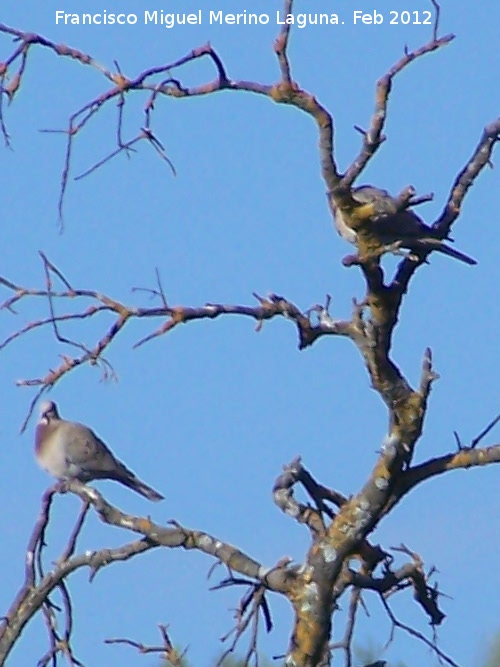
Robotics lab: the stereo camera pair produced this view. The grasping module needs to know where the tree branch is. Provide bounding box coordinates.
[0,482,293,665]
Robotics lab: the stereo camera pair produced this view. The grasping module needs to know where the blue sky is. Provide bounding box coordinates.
[1,1,499,666]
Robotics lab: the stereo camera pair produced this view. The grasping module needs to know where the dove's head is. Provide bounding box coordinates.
[39,400,60,422]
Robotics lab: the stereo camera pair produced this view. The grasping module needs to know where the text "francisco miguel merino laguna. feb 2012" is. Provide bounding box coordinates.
[54,10,434,28]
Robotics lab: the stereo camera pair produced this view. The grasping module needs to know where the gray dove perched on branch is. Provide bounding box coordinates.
[35,401,164,501]
[330,185,476,265]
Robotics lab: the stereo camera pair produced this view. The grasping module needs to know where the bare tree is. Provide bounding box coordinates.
[1,2,499,667]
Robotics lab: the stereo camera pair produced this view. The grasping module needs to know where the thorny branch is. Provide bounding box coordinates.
[329,588,363,667]
[0,480,294,666]
[378,595,460,667]
[5,443,496,667]
[212,577,273,667]
[0,254,354,431]
[3,0,497,233]
[105,624,186,666]
[271,448,499,667]
[348,544,445,626]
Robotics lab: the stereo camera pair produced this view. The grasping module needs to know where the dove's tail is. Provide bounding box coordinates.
[111,465,164,501]
[124,476,165,502]
[436,242,477,266]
